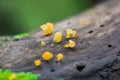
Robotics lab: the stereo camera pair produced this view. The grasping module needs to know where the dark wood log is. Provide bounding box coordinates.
[0,0,120,80]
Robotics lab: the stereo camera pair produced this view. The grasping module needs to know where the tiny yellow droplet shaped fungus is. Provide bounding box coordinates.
[42,52,53,61]
[56,53,64,61]
[69,40,76,48]
[64,40,76,48]
[85,19,90,25]
[25,47,29,51]
[54,32,62,43]
[51,43,54,47]
[40,41,46,47]
[46,23,54,34]
[34,59,41,67]
[79,19,84,26]
[66,29,72,38]
[64,44,70,48]
[72,31,77,38]
[66,29,77,39]
[40,23,54,35]
[9,74,16,80]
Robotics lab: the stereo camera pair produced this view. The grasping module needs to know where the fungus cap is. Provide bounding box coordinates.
[34,59,41,67]
[42,52,53,61]
[72,31,77,38]
[54,32,62,43]
[40,23,54,35]
[64,40,76,48]
[56,53,64,61]
[69,40,76,48]
[66,29,72,38]
[40,41,46,47]
[66,29,77,38]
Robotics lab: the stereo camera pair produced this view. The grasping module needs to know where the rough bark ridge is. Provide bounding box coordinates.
[0,0,120,80]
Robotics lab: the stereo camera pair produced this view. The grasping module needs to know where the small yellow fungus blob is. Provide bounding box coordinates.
[64,44,70,48]
[79,19,84,26]
[40,41,46,47]
[34,59,41,67]
[56,53,64,61]
[9,74,16,80]
[54,32,62,43]
[66,29,72,38]
[72,31,77,38]
[25,47,29,51]
[46,23,54,34]
[85,19,90,25]
[64,40,76,48]
[51,43,54,47]
[42,52,53,61]
[66,29,77,38]
[69,40,76,48]
[40,23,54,35]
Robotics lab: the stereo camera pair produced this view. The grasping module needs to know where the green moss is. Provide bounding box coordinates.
[0,40,3,45]
[0,69,40,80]
[13,33,29,39]
[59,78,64,80]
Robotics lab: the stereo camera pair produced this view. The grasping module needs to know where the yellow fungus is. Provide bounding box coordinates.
[54,32,62,43]
[72,31,77,38]
[40,23,54,35]
[69,40,76,48]
[66,29,72,38]
[42,52,53,61]
[46,23,54,34]
[34,59,41,67]
[9,74,16,80]
[85,19,90,25]
[40,25,48,35]
[56,53,64,61]
[64,40,76,48]
[51,43,54,47]
[40,41,46,47]
[25,47,29,51]
[66,29,77,38]
[79,19,83,26]
[64,44,70,48]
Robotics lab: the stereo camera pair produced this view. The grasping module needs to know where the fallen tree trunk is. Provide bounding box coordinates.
[0,0,120,80]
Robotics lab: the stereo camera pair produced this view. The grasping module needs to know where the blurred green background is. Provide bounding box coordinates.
[0,0,97,35]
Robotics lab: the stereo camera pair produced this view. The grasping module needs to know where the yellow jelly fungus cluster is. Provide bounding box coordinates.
[64,40,76,48]
[54,32,62,43]
[34,59,41,67]
[9,74,16,80]
[42,52,53,61]
[56,53,64,61]
[40,41,46,47]
[40,23,54,35]
[66,29,76,39]
[79,19,90,26]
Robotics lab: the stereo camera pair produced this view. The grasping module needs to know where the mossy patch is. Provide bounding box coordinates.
[0,40,3,45]
[0,69,40,80]
[13,33,29,39]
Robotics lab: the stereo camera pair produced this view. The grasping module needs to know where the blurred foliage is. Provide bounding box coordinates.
[0,0,97,35]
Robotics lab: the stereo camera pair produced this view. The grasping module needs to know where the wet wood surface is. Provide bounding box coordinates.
[0,0,120,80]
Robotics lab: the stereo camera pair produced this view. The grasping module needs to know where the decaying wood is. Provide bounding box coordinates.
[0,0,120,80]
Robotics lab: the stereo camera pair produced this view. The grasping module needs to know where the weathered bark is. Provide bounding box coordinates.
[0,0,120,80]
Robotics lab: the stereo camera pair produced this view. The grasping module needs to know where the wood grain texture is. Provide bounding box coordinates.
[0,0,120,80]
